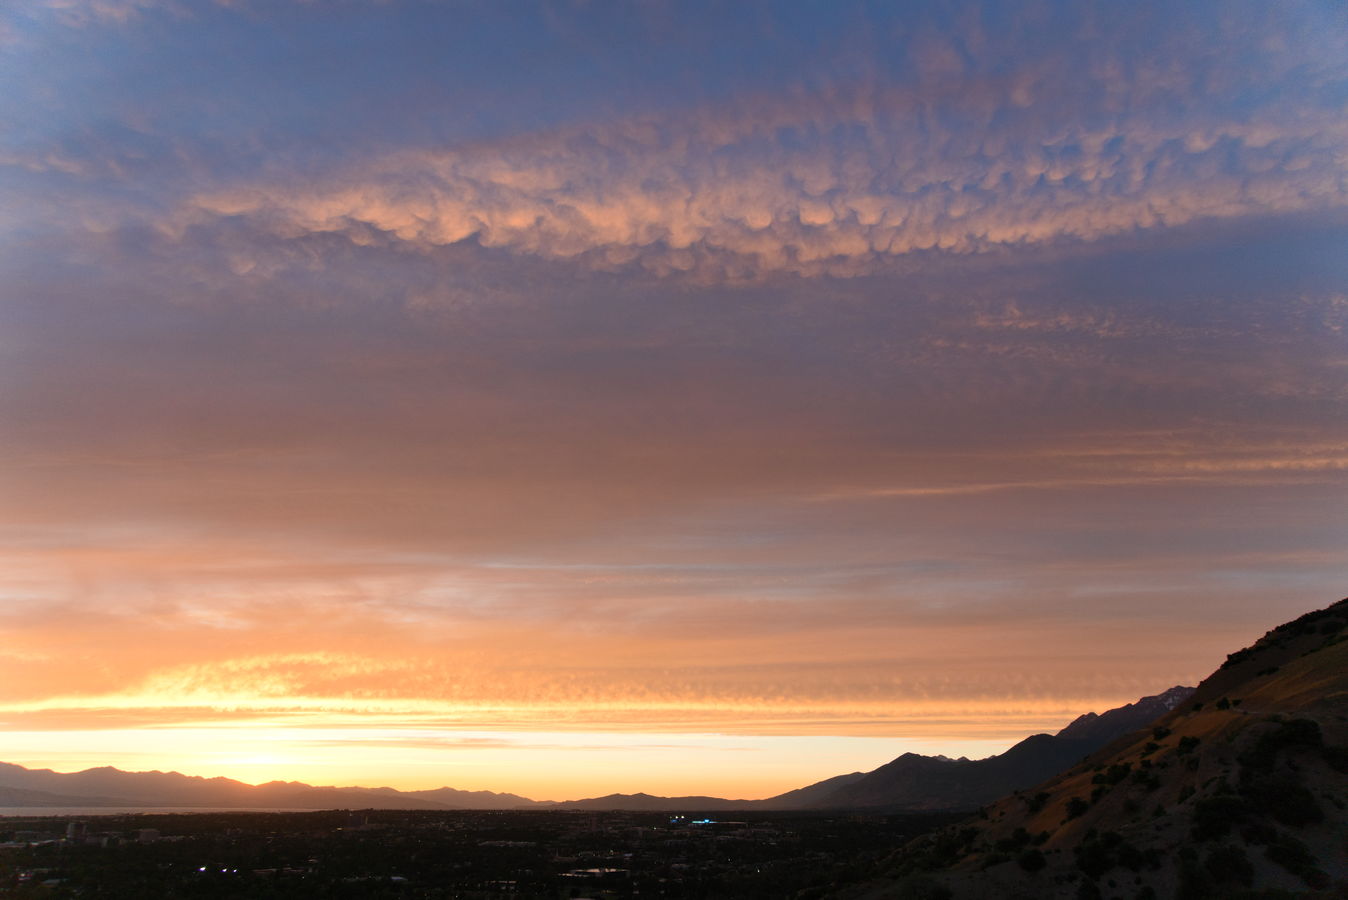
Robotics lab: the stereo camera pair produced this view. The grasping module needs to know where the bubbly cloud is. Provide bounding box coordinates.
[176,10,1348,280]
[185,99,1348,279]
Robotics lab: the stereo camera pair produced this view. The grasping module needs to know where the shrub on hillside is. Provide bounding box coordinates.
[1017,848,1046,872]
[1239,774,1322,826]
[1264,832,1330,888]
[1190,795,1246,840]
[1203,844,1254,887]
[1242,719,1323,772]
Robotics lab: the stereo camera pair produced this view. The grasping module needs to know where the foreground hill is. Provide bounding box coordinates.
[858,597,1348,899]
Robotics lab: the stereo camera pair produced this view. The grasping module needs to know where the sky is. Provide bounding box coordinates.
[1,0,1346,801]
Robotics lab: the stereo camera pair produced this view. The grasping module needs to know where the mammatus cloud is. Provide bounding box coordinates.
[182,53,1348,279]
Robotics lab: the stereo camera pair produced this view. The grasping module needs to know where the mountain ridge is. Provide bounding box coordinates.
[0,687,1191,813]
[778,685,1194,812]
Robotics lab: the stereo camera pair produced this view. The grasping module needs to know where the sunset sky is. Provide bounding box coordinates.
[1,0,1346,801]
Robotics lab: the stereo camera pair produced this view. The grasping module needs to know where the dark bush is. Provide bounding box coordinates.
[1264,832,1313,869]
[1177,736,1201,755]
[1239,775,1322,826]
[1323,745,1348,773]
[1116,841,1145,871]
[890,874,953,900]
[1239,821,1277,845]
[1190,795,1246,841]
[1075,840,1114,879]
[1176,856,1212,900]
[1065,797,1090,819]
[1017,848,1046,872]
[1264,832,1328,887]
[1243,719,1323,772]
[1203,844,1254,887]
[1073,830,1144,880]
[914,826,979,869]
[1092,763,1132,786]
[1131,769,1161,791]
[1302,868,1332,889]
[1075,879,1102,900]
[994,827,1032,853]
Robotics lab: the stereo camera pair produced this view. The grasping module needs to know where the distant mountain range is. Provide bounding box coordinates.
[777,685,1194,812]
[0,687,1191,814]
[853,597,1348,899]
[0,763,533,812]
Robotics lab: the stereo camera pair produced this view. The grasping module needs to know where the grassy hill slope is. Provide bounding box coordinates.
[854,598,1348,900]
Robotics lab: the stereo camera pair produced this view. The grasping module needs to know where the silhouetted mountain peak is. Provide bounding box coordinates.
[797,686,1200,812]
[1054,684,1195,744]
